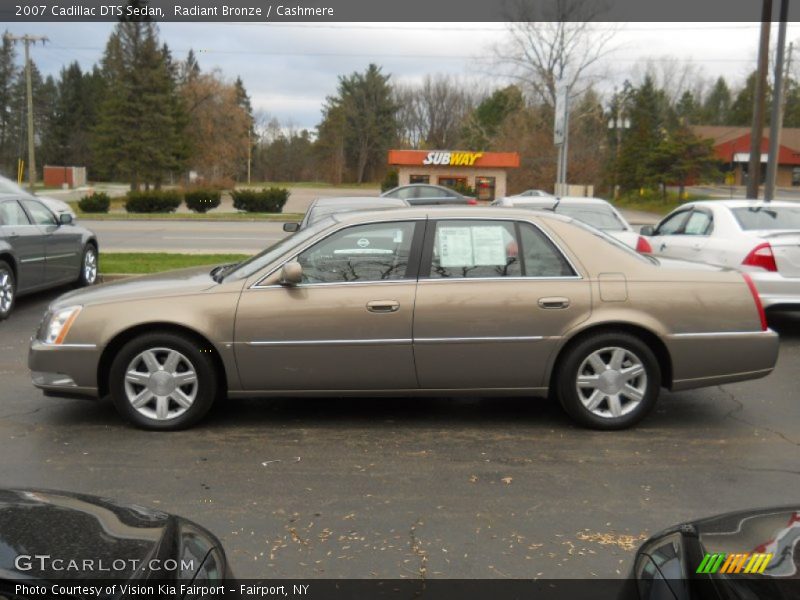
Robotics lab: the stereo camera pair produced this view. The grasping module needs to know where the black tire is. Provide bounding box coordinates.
[0,260,16,321]
[77,243,98,287]
[109,332,218,430]
[556,332,661,430]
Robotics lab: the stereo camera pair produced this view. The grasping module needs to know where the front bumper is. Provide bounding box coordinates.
[749,270,800,310]
[665,329,779,391]
[28,340,101,399]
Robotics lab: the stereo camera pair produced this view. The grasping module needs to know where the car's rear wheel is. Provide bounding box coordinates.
[0,261,15,320]
[109,332,218,430]
[77,244,98,287]
[556,332,660,430]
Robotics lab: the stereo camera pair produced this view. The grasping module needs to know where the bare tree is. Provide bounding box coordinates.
[629,56,707,106]
[494,0,617,107]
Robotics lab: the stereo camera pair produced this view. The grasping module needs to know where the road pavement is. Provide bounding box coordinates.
[2,289,799,579]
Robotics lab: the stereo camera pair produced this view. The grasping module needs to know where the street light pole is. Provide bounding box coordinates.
[4,33,48,193]
[765,0,790,202]
[746,1,773,199]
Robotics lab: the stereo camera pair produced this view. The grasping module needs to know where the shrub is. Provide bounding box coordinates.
[231,187,289,213]
[184,188,222,213]
[381,169,399,192]
[449,181,476,198]
[125,190,183,213]
[77,192,111,213]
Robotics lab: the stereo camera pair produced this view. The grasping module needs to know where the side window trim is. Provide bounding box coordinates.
[252,219,426,288]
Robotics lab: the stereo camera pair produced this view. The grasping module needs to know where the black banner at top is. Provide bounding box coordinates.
[0,0,798,23]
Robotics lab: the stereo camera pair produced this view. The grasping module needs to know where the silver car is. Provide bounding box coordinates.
[285,196,409,231]
[641,200,800,311]
[0,196,98,319]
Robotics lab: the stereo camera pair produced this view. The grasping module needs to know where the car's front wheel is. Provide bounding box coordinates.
[0,261,15,320]
[109,332,219,430]
[77,244,98,287]
[556,332,661,430]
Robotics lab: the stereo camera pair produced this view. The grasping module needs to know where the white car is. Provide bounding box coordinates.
[492,195,651,252]
[641,200,800,311]
[504,189,553,198]
[0,175,76,220]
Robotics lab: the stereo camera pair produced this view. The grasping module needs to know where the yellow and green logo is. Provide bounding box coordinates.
[696,552,773,574]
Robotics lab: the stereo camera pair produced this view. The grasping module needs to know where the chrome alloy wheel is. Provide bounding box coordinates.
[124,347,198,421]
[83,247,98,284]
[575,346,647,419]
[0,269,13,314]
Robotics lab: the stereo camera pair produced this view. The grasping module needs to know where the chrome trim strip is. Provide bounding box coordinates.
[20,256,46,264]
[415,336,545,343]
[47,252,78,260]
[247,338,412,346]
[36,342,98,349]
[671,331,767,338]
[417,276,581,283]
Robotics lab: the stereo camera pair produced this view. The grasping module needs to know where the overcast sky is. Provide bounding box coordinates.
[4,21,800,130]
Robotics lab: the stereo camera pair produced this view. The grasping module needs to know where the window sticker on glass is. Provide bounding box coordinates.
[393,229,404,243]
[472,226,507,266]
[438,226,474,267]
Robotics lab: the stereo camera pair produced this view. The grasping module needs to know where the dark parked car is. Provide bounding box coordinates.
[0,489,231,592]
[284,196,409,232]
[381,184,477,206]
[0,195,98,320]
[621,506,800,600]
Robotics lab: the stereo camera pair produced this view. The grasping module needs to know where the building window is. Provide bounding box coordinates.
[437,176,467,189]
[475,176,496,201]
[409,174,429,184]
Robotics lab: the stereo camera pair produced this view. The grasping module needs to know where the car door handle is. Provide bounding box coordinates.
[538,297,570,309]
[366,300,400,313]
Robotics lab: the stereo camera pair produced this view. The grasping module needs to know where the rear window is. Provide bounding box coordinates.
[555,204,626,231]
[732,206,800,230]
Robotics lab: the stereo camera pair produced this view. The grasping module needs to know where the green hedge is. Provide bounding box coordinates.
[77,192,111,213]
[184,188,222,213]
[231,187,289,213]
[125,190,183,213]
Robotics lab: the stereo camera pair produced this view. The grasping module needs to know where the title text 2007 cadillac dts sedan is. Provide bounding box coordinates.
[28,207,779,431]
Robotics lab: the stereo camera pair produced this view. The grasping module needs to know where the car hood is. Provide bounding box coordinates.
[0,489,172,582]
[51,266,219,310]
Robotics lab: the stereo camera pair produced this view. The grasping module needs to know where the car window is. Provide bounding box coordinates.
[683,210,713,235]
[637,534,689,600]
[0,200,31,226]
[429,220,521,278]
[297,221,416,284]
[519,222,576,277]
[385,187,416,200]
[655,210,690,235]
[732,206,800,230]
[422,186,451,199]
[20,199,56,226]
[555,204,627,231]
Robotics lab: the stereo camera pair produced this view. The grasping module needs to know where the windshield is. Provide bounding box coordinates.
[222,217,335,280]
[732,206,800,230]
[555,205,627,231]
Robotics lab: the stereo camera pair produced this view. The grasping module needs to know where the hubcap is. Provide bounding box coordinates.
[124,347,198,421]
[575,346,647,419]
[0,269,13,314]
[84,248,97,284]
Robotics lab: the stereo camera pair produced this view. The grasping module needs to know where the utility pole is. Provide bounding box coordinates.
[747,1,773,199]
[3,34,48,192]
[765,0,791,202]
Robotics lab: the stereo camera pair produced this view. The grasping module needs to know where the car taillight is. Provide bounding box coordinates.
[742,242,777,272]
[742,273,768,331]
[635,236,652,253]
[467,198,478,205]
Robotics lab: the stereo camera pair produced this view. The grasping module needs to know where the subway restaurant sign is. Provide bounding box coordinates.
[388,149,520,169]
[423,151,483,166]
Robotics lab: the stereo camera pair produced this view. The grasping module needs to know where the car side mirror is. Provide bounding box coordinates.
[59,213,74,226]
[639,225,655,236]
[283,222,300,233]
[279,261,303,286]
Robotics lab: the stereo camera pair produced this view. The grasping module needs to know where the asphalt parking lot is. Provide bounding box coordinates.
[1,289,799,579]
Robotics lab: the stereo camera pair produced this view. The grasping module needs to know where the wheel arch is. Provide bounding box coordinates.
[97,322,228,398]
[0,251,16,279]
[548,322,673,392]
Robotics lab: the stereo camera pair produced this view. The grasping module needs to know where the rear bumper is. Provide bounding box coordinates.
[749,271,800,309]
[28,340,101,399]
[665,329,779,391]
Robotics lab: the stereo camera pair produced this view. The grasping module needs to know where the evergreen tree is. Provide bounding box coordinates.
[728,72,771,127]
[0,34,16,174]
[700,77,732,125]
[92,21,187,188]
[675,90,700,125]
[462,85,524,149]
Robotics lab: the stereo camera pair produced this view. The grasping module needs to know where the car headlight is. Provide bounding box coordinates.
[41,306,82,344]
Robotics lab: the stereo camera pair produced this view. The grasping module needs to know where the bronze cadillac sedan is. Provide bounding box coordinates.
[28,207,779,431]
